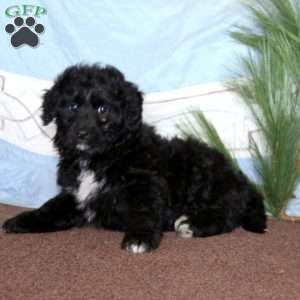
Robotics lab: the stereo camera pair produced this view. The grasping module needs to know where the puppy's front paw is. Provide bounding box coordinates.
[121,232,161,254]
[123,240,149,254]
[2,212,36,233]
[3,217,25,233]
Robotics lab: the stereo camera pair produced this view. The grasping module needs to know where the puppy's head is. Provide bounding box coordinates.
[42,64,143,155]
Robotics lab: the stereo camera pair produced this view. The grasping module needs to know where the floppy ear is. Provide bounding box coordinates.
[41,89,57,125]
[103,65,143,132]
[123,81,143,131]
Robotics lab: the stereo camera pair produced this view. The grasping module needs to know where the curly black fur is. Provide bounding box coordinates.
[2,64,266,253]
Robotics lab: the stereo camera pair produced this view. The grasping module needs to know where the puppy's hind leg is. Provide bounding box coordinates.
[242,190,267,233]
[2,193,85,233]
[175,209,233,238]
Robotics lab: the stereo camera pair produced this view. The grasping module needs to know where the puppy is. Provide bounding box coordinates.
[2,64,266,253]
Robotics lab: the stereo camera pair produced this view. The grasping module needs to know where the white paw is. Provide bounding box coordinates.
[174,215,193,238]
[126,242,148,254]
[174,215,189,231]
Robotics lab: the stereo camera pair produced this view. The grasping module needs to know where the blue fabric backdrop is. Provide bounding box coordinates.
[0,0,265,209]
[0,0,247,92]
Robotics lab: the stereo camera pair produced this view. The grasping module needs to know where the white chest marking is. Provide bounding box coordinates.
[76,170,103,204]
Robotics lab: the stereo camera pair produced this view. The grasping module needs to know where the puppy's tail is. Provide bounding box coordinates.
[242,188,267,233]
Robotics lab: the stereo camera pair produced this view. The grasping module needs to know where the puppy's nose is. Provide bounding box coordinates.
[78,130,89,139]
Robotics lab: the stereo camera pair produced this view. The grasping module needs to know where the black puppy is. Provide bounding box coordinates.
[2,64,266,253]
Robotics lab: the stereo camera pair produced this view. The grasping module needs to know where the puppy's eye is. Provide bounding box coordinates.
[98,105,108,114]
[68,103,79,112]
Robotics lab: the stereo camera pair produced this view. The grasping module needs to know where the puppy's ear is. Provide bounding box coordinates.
[104,65,143,132]
[123,81,143,131]
[41,89,57,125]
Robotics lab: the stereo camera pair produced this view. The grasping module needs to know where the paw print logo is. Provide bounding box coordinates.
[5,17,44,48]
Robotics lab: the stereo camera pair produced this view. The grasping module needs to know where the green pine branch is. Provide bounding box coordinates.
[230,0,300,218]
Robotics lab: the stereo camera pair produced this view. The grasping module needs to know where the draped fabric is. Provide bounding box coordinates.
[0,1,299,215]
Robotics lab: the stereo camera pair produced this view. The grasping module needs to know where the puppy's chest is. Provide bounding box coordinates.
[72,168,127,225]
[73,168,106,205]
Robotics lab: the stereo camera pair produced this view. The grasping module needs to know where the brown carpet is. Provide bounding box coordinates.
[1,204,300,300]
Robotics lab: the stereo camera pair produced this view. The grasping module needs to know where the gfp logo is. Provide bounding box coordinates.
[5,5,47,48]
